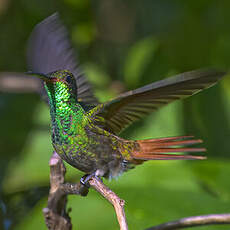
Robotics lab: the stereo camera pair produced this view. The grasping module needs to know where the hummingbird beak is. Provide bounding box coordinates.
[26,71,51,82]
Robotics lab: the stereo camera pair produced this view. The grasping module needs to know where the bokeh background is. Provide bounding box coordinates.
[0,0,230,229]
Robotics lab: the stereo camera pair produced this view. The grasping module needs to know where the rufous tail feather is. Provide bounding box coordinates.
[131,136,206,161]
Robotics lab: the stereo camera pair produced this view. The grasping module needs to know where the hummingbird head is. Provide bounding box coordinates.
[29,69,78,102]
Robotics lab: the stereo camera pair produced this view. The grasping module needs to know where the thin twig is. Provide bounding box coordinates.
[146,214,230,230]
[89,177,128,230]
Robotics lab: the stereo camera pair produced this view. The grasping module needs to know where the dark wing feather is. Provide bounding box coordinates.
[27,13,98,105]
[91,69,225,134]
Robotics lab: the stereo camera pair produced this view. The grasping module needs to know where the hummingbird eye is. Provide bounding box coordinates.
[65,75,72,83]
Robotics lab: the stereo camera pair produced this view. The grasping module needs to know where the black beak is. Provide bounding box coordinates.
[26,71,51,82]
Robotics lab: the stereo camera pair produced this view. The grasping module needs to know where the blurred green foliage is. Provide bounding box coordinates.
[0,0,230,229]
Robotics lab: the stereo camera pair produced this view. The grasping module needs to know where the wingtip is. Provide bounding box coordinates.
[203,68,227,81]
[212,70,227,81]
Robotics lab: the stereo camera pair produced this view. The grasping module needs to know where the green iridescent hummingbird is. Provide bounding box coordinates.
[28,13,225,180]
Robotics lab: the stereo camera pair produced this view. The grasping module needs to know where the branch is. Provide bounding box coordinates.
[43,152,128,230]
[43,152,88,230]
[89,177,128,230]
[146,214,230,230]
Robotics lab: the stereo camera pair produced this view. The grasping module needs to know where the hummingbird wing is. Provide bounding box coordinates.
[91,69,225,134]
[27,13,98,106]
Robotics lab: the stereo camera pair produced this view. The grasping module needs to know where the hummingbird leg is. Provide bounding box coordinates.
[80,172,103,188]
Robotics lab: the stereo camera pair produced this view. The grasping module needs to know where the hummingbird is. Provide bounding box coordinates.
[27,13,225,180]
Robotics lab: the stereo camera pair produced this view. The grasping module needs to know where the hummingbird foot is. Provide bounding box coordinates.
[80,172,103,188]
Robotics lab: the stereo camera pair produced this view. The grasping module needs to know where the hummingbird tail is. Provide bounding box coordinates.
[131,136,206,161]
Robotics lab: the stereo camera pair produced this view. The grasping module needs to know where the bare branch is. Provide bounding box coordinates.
[43,152,71,230]
[43,152,89,230]
[43,152,127,230]
[89,177,128,230]
[146,214,230,230]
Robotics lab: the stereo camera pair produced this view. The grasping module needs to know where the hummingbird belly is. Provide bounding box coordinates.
[53,128,133,179]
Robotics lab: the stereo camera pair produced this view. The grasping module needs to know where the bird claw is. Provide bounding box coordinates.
[80,173,103,188]
[80,174,91,188]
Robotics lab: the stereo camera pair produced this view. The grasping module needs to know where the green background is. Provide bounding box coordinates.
[0,0,230,229]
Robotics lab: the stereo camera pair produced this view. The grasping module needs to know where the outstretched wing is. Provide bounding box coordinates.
[91,69,225,134]
[27,13,98,105]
